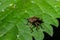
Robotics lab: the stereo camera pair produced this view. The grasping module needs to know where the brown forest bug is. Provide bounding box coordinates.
[27,16,43,31]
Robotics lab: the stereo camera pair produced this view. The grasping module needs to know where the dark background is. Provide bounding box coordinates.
[44,18,60,40]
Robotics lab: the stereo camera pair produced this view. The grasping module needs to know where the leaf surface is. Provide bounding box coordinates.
[0,0,60,40]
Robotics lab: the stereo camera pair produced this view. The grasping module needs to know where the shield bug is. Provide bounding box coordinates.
[28,16,43,30]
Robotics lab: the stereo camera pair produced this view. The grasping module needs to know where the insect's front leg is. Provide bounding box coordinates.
[27,22,33,33]
[35,22,39,31]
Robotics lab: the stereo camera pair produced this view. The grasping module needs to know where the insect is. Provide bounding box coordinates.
[27,16,43,31]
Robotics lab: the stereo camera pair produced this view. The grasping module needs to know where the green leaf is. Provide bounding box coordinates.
[40,13,59,27]
[0,0,60,40]
[0,25,18,40]
[0,0,15,12]
[32,28,44,40]
[41,23,53,36]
